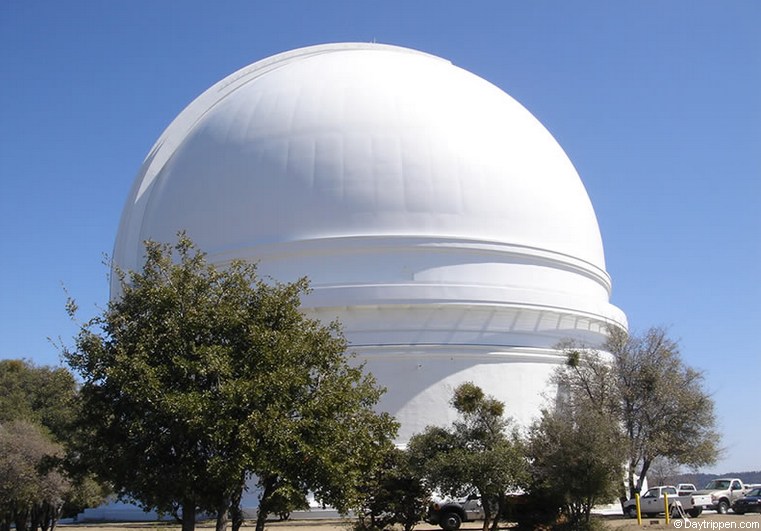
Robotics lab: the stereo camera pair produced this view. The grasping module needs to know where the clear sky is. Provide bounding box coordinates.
[1,1,758,474]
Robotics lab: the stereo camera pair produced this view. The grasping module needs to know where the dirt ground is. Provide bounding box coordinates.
[602,511,761,531]
[58,511,761,531]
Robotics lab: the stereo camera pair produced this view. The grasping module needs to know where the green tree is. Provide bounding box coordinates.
[527,398,626,528]
[63,235,398,531]
[0,360,108,531]
[408,383,527,531]
[559,326,720,498]
[0,420,67,531]
[59,476,110,526]
[0,360,78,442]
[354,447,429,531]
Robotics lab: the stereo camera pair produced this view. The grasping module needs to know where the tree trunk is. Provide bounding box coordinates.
[569,501,581,526]
[230,484,244,531]
[30,503,41,531]
[255,476,277,531]
[481,502,491,531]
[40,501,57,531]
[490,495,505,531]
[181,499,196,531]
[637,457,652,494]
[49,504,62,531]
[254,508,267,531]
[14,506,30,531]
[627,460,638,498]
[215,498,229,531]
[584,496,593,523]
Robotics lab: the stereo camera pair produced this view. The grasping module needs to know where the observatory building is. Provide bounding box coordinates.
[114,43,627,444]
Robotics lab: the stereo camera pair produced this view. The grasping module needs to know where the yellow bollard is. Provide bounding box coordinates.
[664,492,670,525]
[635,493,642,526]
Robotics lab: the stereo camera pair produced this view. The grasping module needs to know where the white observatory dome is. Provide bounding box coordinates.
[114,43,626,443]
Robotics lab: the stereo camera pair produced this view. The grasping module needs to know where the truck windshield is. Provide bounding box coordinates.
[704,480,731,490]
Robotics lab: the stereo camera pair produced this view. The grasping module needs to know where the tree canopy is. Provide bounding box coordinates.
[0,359,77,442]
[528,388,626,527]
[0,420,65,531]
[408,382,526,531]
[354,447,429,531]
[558,326,720,497]
[0,360,107,531]
[63,235,398,531]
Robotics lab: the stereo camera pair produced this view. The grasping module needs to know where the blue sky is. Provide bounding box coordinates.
[1,1,758,474]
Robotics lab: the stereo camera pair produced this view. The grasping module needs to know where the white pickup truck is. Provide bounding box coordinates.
[426,493,484,530]
[623,485,712,518]
[695,478,750,514]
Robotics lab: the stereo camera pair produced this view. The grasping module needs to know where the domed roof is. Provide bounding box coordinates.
[114,43,606,280]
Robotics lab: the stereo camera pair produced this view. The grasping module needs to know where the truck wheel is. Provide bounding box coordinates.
[717,500,729,514]
[439,512,462,531]
[688,508,702,517]
[625,506,638,518]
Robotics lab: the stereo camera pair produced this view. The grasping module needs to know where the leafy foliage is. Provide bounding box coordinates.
[558,326,720,497]
[0,360,77,442]
[63,235,398,531]
[408,382,527,531]
[0,420,67,531]
[0,360,108,531]
[354,447,429,531]
[527,403,626,528]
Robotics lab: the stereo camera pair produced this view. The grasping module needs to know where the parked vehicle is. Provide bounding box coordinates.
[426,493,484,530]
[732,487,761,515]
[694,478,750,514]
[677,483,697,496]
[623,485,711,518]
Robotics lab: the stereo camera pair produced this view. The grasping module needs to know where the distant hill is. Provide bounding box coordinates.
[671,471,761,488]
